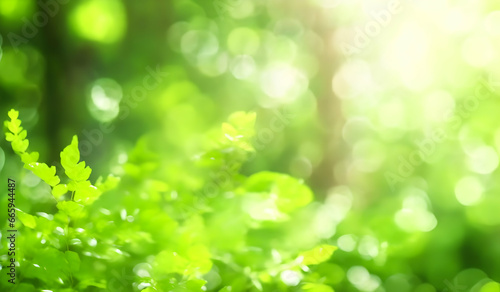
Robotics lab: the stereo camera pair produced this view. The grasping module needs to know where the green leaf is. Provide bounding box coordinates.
[57,201,84,218]
[243,171,313,213]
[480,282,500,292]
[18,129,27,139]
[26,247,68,284]
[8,120,20,134]
[61,135,80,168]
[302,283,334,292]
[21,152,32,164]
[185,244,212,274]
[52,184,68,198]
[73,181,101,204]
[222,122,239,141]
[65,251,80,273]
[228,111,256,135]
[66,162,92,181]
[21,151,39,164]
[299,245,337,266]
[5,132,14,141]
[77,280,107,289]
[25,162,60,186]
[220,111,256,152]
[31,151,40,161]
[96,174,120,192]
[13,283,36,292]
[8,109,19,120]
[154,250,189,275]
[186,278,207,290]
[17,210,37,229]
[12,138,29,152]
[60,135,94,182]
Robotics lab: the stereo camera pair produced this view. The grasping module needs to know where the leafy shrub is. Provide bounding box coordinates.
[1,109,336,291]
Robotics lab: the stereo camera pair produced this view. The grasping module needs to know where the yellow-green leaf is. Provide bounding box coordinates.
[5,132,15,141]
[154,250,189,275]
[52,184,68,198]
[243,172,313,213]
[299,244,337,266]
[17,210,37,229]
[8,109,19,120]
[73,181,101,205]
[25,163,60,187]
[302,283,334,292]
[57,201,84,218]
[61,135,80,171]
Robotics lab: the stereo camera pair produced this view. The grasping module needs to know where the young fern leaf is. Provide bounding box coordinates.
[4,109,115,205]
[4,109,60,187]
[61,136,92,182]
[60,135,101,205]
[25,163,60,187]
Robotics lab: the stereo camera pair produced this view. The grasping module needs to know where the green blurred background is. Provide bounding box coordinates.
[1,0,500,291]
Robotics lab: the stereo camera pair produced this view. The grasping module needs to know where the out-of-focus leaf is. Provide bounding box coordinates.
[302,283,334,292]
[65,251,80,273]
[299,245,337,266]
[17,210,36,229]
[243,171,313,213]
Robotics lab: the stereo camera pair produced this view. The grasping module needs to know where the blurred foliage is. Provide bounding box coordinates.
[2,109,333,291]
[1,0,500,292]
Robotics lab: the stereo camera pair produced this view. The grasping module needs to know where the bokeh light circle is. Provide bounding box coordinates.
[87,78,123,122]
